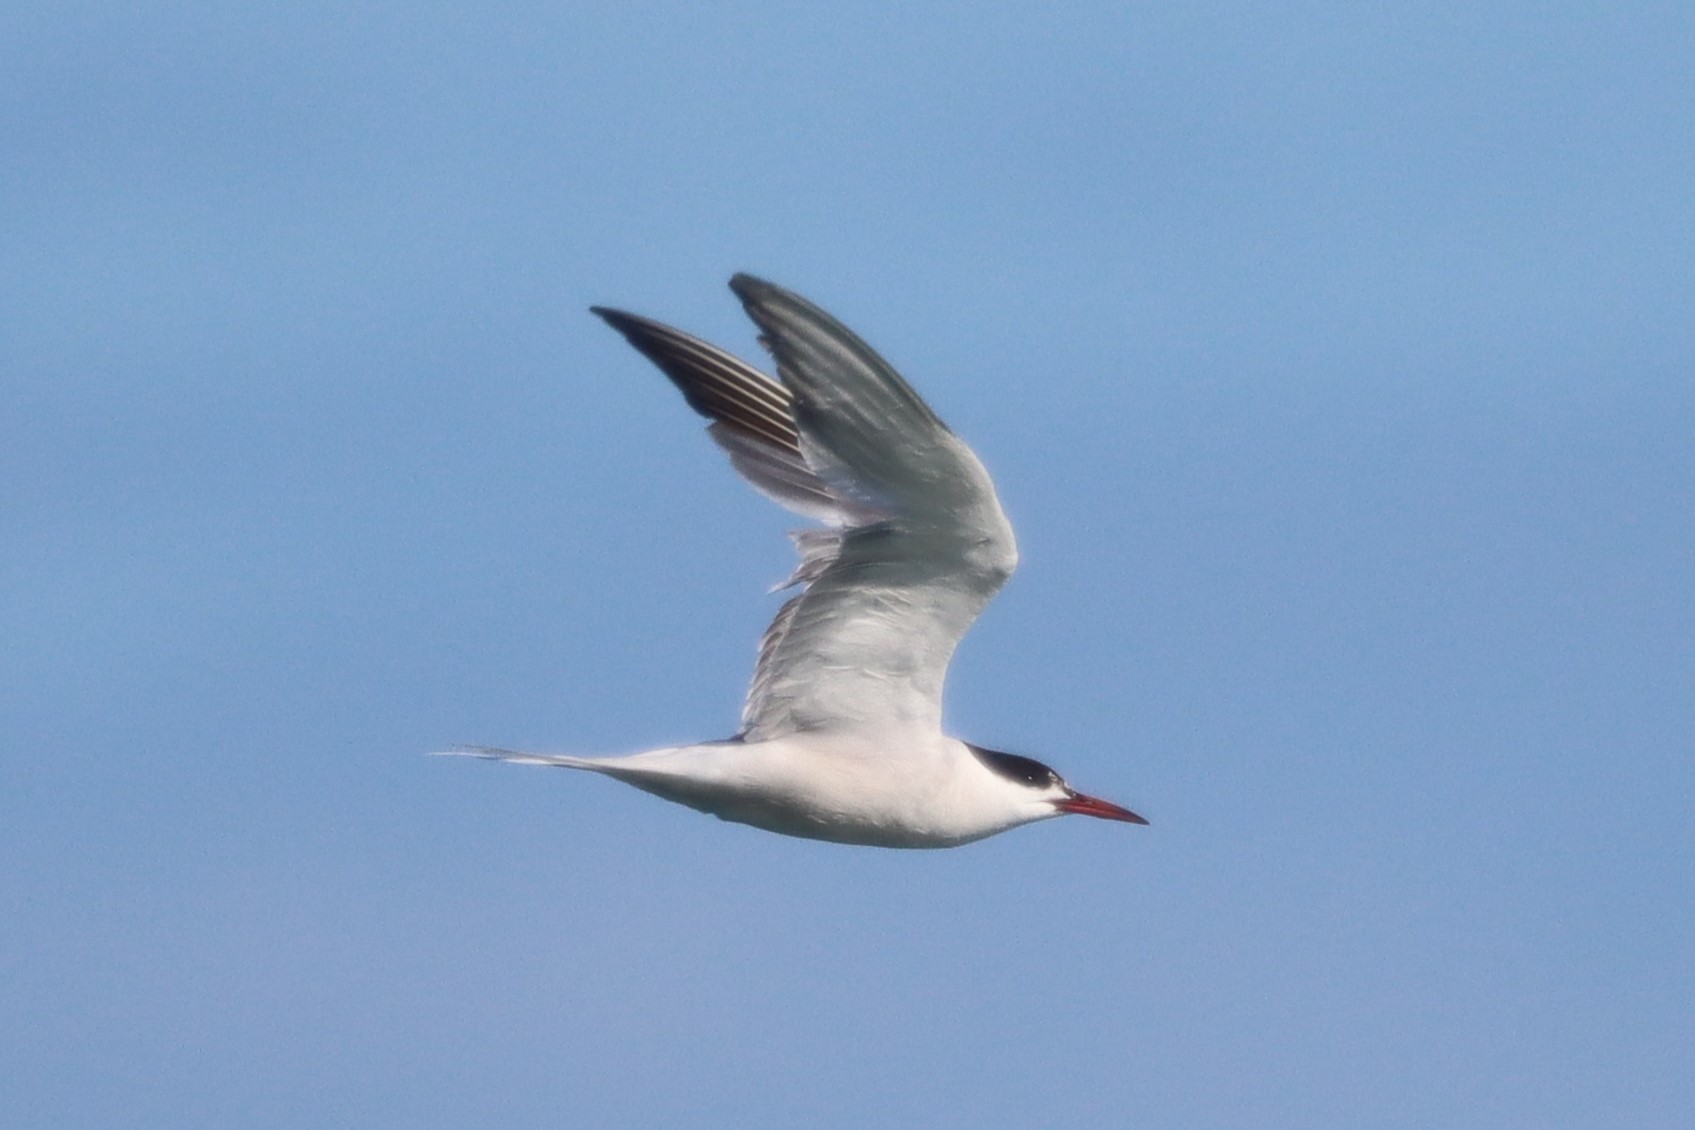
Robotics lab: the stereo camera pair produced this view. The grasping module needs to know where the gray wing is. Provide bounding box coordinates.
[592,275,1017,739]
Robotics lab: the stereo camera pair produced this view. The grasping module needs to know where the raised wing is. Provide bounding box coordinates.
[592,275,1017,739]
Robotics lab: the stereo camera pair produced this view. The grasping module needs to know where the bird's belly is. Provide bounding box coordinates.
[673,772,994,849]
[603,739,1007,849]
[708,793,983,849]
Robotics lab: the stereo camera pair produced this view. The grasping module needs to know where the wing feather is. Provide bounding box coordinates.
[590,306,802,460]
[593,278,1018,740]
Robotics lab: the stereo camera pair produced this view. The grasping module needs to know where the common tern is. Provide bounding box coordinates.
[442,274,1147,847]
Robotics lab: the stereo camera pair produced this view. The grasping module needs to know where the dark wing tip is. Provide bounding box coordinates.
[727,273,777,300]
[727,274,817,329]
[727,274,817,331]
[589,305,652,335]
[588,298,802,452]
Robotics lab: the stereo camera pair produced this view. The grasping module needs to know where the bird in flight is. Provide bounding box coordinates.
[442,274,1146,847]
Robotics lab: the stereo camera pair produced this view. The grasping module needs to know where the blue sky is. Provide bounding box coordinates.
[4,2,1692,1126]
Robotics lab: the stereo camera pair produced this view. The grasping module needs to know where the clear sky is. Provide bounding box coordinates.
[4,2,1692,1126]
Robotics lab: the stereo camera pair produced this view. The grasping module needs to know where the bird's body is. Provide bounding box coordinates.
[443,274,1146,847]
[456,734,1079,849]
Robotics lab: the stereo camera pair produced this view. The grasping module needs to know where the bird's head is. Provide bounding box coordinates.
[967,744,1148,828]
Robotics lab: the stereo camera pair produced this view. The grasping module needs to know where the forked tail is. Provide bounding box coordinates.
[432,745,599,770]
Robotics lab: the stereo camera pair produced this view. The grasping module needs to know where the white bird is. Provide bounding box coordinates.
[441,274,1146,847]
